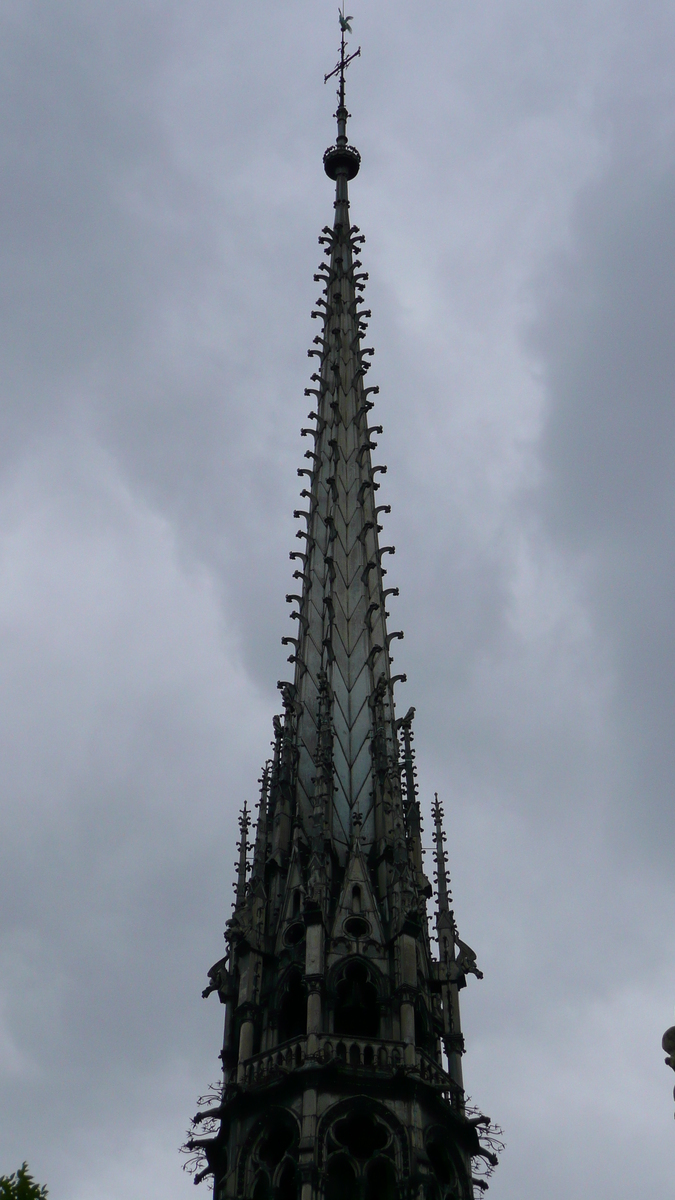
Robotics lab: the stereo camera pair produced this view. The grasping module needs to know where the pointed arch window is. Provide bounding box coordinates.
[278,969,307,1043]
[426,1129,462,1198]
[334,960,379,1038]
[258,1122,294,1169]
[277,1161,298,1200]
[252,1173,271,1200]
[322,1107,401,1200]
[365,1158,396,1200]
[325,1156,357,1200]
[414,997,435,1055]
[245,1114,300,1200]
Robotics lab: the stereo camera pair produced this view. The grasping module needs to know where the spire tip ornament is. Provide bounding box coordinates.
[323,8,361,182]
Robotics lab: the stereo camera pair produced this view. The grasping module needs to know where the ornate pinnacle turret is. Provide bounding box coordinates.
[432,793,484,983]
[432,792,452,918]
[249,766,270,891]
[397,707,431,902]
[233,802,250,910]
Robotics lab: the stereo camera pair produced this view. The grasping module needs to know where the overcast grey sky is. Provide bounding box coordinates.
[1,1,674,1196]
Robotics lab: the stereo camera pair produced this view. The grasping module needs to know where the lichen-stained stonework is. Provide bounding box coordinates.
[185,18,501,1200]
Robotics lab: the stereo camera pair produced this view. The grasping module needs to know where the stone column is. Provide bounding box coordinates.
[399,932,417,1066]
[235,950,258,1082]
[237,1010,255,1083]
[307,985,322,1036]
[299,1088,319,1200]
[305,910,324,1055]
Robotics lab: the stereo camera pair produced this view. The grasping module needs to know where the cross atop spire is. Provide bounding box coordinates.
[324,9,361,113]
[323,9,361,185]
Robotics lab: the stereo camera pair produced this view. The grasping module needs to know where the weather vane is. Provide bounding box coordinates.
[324,7,361,108]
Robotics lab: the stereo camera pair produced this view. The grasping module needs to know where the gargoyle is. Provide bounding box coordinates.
[202,956,228,1000]
[455,937,484,981]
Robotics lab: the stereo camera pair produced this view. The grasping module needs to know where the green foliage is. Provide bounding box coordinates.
[0,1163,48,1199]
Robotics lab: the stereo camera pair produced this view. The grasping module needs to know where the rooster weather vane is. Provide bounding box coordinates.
[324,7,361,102]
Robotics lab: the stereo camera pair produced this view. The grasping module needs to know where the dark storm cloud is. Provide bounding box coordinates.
[532,113,675,858]
[0,6,173,408]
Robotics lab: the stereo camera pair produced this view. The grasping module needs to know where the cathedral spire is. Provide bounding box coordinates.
[282,14,410,868]
[187,17,500,1197]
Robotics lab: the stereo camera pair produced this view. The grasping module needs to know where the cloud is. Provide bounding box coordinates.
[531,80,675,860]
[0,435,267,1194]
[1,0,675,1196]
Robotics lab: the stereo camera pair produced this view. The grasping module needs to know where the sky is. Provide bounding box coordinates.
[1,0,674,1196]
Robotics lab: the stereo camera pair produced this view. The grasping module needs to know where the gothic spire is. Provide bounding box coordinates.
[188,18,500,1196]
[282,15,407,865]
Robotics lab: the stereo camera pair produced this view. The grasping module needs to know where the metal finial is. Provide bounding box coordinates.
[325,9,361,108]
[324,9,361,152]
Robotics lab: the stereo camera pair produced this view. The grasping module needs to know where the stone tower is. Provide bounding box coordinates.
[186,17,500,1200]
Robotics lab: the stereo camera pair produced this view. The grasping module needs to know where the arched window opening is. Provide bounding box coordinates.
[258,1122,294,1170]
[284,921,305,947]
[351,886,361,914]
[365,1158,397,1200]
[325,1156,356,1200]
[277,1161,298,1200]
[334,1112,388,1160]
[334,962,379,1038]
[427,1133,459,1191]
[253,1172,271,1200]
[414,1000,435,1054]
[278,971,307,1043]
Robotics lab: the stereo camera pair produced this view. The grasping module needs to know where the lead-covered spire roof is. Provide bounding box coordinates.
[274,15,409,863]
